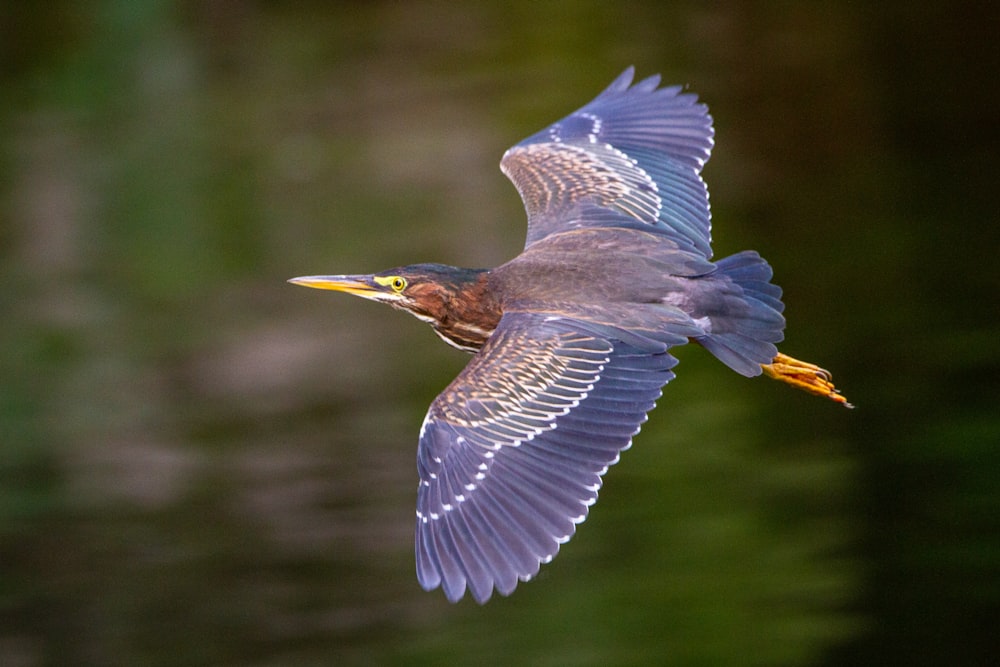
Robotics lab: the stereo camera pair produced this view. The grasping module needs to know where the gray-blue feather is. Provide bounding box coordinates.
[502,66,715,256]
[415,313,675,602]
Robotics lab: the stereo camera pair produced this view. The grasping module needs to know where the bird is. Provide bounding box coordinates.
[289,67,851,604]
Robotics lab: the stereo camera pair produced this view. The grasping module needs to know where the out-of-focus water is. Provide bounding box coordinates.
[2,3,998,665]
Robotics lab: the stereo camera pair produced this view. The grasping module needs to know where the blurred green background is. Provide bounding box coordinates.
[2,2,998,665]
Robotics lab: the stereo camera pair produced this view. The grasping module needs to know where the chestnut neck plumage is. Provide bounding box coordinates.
[396,266,500,353]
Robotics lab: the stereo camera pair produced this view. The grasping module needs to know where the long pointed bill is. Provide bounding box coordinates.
[287,275,380,298]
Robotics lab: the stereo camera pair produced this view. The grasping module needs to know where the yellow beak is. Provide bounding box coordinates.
[287,275,379,298]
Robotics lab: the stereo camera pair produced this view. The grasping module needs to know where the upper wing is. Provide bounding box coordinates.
[500,67,715,257]
[415,312,677,603]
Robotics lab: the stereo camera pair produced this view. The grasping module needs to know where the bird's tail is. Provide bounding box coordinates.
[697,251,852,407]
[695,250,785,377]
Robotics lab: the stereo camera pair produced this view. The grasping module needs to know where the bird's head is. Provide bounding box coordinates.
[288,263,484,326]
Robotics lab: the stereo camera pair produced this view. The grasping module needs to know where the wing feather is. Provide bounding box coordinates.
[415,312,676,602]
[501,67,715,256]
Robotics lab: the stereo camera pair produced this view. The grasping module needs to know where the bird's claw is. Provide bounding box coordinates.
[761,352,853,408]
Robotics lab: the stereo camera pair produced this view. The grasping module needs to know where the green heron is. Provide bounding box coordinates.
[290,67,850,604]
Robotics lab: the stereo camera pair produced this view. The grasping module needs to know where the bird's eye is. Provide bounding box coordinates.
[390,277,407,292]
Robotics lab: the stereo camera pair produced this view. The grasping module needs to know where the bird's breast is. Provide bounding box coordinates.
[432,319,496,353]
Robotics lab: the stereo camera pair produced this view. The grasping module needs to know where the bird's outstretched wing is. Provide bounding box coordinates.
[500,67,715,257]
[415,311,677,603]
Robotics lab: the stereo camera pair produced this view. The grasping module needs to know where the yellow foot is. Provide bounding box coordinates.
[761,352,853,408]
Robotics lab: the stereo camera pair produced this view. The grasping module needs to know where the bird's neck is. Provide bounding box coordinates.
[431,269,501,353]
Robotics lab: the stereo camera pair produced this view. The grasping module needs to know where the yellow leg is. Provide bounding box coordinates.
[761,352,853,408]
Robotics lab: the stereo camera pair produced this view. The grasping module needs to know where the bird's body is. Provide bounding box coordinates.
[358,227,774,363]
[291,68,850,604]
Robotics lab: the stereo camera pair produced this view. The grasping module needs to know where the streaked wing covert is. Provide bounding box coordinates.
[415,312,677,602]
[500,66,716,256]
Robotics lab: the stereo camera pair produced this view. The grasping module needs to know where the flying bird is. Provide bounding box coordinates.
[290,67,850,604]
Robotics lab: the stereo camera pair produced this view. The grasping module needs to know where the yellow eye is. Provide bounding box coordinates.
[374,275,408,292]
